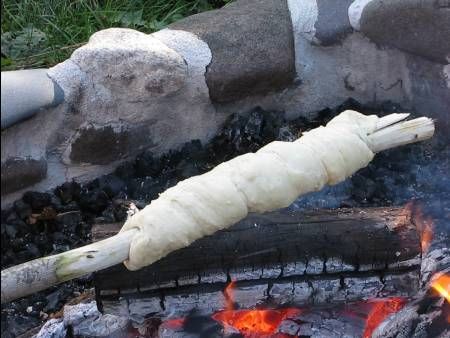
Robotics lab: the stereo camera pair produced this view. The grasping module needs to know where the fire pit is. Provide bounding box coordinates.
[1,0,449,337]
[90,126,449,338]
[2,107,448,337]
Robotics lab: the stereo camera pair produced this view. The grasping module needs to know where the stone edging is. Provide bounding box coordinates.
[1,0,449,206]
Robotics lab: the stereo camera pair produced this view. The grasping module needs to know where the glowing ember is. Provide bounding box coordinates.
[213,308,301,336]
[404,201,434,253]
[212,281,300,336]
[363,298,406,338]
[163,317,185,329]
[431,273,450,303]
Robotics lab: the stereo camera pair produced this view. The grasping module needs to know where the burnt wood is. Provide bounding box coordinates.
[93,207,421,317]
[154,293,449,338]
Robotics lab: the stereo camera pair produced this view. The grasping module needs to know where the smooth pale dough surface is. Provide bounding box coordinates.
[121,110,379,270]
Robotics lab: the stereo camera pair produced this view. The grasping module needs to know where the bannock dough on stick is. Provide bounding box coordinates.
[120,110,381,270]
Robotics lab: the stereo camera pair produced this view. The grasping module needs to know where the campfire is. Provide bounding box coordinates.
[2,1,449,333]
[160,284,407,338]
[92,199,448,338]
[156,290,409,337]
[129,272,448,337]
[2,105,449,338]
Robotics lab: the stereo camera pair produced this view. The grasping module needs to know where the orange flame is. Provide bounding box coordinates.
[430,273,450,303]
[363,298,406,338]
[404,201,434,253]
[224,280,236,311]
[212,281,301,337]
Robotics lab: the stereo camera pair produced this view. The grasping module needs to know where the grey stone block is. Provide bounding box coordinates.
[314,0,353,45]
[359,0,450,64]
[170,0,296,103]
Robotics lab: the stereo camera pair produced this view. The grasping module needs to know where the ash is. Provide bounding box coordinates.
[1,99,449,337]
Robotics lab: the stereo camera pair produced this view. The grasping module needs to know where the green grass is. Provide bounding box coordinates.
[1,0,229,71]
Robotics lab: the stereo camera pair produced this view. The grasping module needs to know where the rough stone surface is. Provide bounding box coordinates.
[314,0,353,45]
[406,55,450,141]
[1,157,47,194]
[443,64,450,88]
[71,28,187,106]
[65,124,155,165]
[1,59,84,200]
[2,1,449,206]
[2,28,220,205]
[1,105,60,198]
[348,0,375,31]
[287,0,319,42]
[359,0,450,64]
[170,0,296,103]
[285,31,412,117]
[152,29,212,107]
[63,28,219,167]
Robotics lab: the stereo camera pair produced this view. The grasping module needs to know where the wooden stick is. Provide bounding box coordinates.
[1,229,137,304]
[369,116,435,152]
[0,115,434,304]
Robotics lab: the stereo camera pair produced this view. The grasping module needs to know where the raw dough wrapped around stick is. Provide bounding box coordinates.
[121,110,381,270]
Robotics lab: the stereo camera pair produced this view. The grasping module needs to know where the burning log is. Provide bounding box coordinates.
[0,112,434,303]
[93,207,422,321]
[30,271,450,337]
[370,272,450,338]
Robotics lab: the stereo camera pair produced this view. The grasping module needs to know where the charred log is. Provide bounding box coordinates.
[93,207,422,320]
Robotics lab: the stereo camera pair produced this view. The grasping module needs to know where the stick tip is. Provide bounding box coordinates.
[369,116,435,152]
[376,113,411,130]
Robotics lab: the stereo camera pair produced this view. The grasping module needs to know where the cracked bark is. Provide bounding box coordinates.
[92,207,421,318]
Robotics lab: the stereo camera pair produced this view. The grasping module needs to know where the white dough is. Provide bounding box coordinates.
[120,110,379,270]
